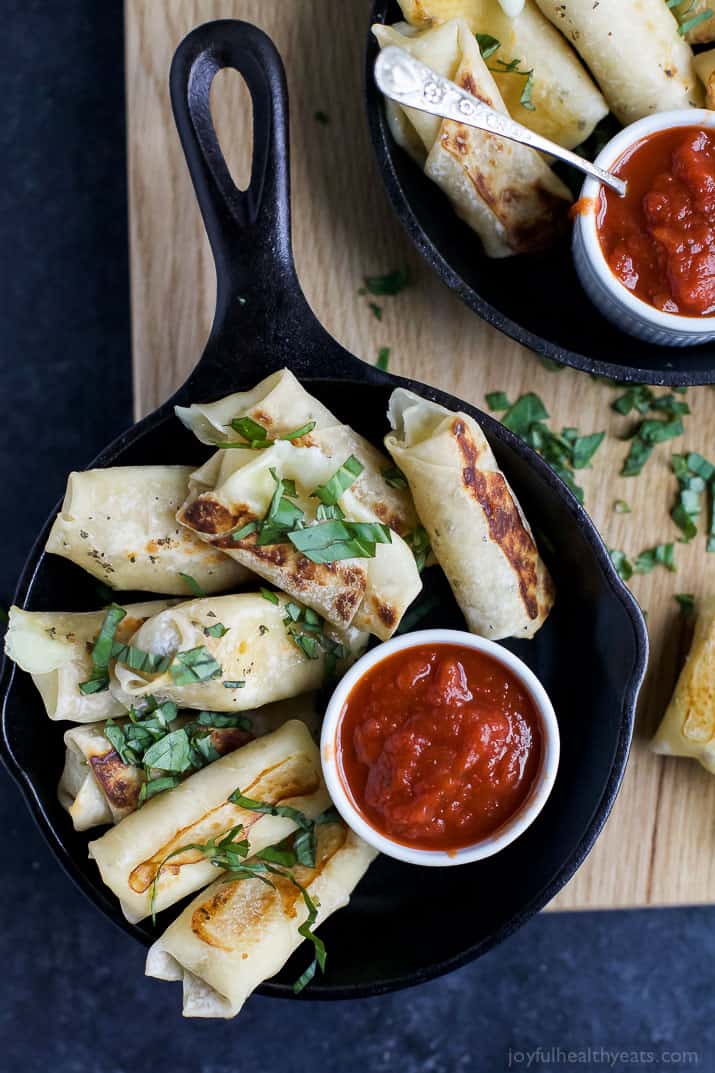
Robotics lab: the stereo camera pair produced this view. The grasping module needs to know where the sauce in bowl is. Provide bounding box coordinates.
[337,642,542,852]
[597,126,715,316]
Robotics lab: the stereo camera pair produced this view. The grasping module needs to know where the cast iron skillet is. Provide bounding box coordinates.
[367,0,715,386]
[0,20,648,999]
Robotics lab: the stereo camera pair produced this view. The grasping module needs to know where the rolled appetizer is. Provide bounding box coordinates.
[176,370,422,639]
[695,49,715,109]
[651,596,715,772]
[385,389,554,639]
[109,593,367,712]
[4,600,177,722]
[146,821,377,1018]
[372,20,571,257]
[391,0,609,149]
[531,0,701,123]
[89,719,330,923]
[45,466,250,594]
[58,696,318,831]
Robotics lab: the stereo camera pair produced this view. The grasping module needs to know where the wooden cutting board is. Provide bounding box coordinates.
[126,0,715,909]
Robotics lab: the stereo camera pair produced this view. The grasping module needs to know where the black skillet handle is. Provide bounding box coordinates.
[170,19,371,389]
[170,21,296,335]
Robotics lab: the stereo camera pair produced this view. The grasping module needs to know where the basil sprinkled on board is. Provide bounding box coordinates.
[634,544,676,574]
[614,500,631,514]
[376,346,390,371]
[369,302,383,321]
[178,573,206,598]
[485,391,511,411]
[674,593,695,615]
[362,268,410,296]
[609,549,633,582]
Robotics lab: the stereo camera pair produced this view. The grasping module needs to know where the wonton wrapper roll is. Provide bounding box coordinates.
[385,390,554,639]
[694,49,715,109]
[109,593,366,712]
[45,466,250,594]
[651,597,715,772]
[4,600,176,722]
[373,21,571,257]
[178,441,421,640]
[531,0,701,124]
[390,2,608,148]
[89,719,330,923]
[146,824,377,1018]
[176,369,417,537]
[58,697,318,831]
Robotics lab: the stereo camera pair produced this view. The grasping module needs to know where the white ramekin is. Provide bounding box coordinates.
[572,109,715,347]
[320,629,560,867]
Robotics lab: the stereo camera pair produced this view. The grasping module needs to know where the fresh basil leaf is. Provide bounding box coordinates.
[363,268,410,296]
[572,431,605,470]
[674,593,695,615]
[501,393,549,436]
[312,456,364,505]
[485,391,511,411]
[476,32,501,59]
[79,674,110,695]
[612,385,654,415]
[191,732,221,766]
[178,573,206,597]
[260,587,280,604]
[634,544,676,574]
[687,452,715,481]
[195,711,252,729]
[614,499,631,514]
[376,346,390,371]
[678,8,713,35]
[639,417,684,444]
[169,647,223,685]
[103,721,137,765]
[142,728,194,773]
[204,622,229,638]
[139,775,181,804]
[650,395,690,416]
[282,421,316,441]
[232,521,259,541]
[258,845,298,867]
[111,642,173,675]
[223,680,245,689]
[381,465,408,489]
[609,549,633,582]
[368,302,382,321]
[621,437,654,477]
[79,604,127,694]
[231,416,269,443]
[405,525,431,573]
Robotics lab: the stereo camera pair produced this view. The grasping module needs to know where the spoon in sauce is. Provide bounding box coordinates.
[374,46,627,198]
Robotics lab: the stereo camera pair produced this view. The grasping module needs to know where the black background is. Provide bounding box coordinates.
[0,3,712,1070]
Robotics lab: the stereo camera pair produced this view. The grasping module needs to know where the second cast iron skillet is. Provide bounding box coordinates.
[0,21,647,999]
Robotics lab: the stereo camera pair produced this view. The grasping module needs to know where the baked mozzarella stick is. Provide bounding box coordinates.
[146,822,377,1018]
[651,596,715,772]
[391,0,608,149]
[385,390,554,639]
[58,696,318,831]
[108,593,367,712]
[89,719,330,923]
[176,369,422,640]
[45,466,250,594]
[4,600,177,722]
[372,20,571,257]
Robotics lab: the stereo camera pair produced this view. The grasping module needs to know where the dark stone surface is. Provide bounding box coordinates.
[0,3,711,1071]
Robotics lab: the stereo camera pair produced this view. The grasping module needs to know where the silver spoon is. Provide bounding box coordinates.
[374,46,627,198]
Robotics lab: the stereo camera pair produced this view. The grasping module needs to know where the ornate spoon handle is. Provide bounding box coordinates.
[374,45,626,198]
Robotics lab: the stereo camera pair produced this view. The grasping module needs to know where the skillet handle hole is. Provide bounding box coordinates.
[209,68,254,195]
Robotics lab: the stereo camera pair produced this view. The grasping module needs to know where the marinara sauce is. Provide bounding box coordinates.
[597,127,715,316]
[337,644,542,851]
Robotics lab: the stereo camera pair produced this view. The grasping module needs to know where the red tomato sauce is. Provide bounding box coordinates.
[597,127,715,316]
[337,643,542,851]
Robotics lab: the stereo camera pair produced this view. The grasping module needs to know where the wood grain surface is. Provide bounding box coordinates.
[126,0,715,908]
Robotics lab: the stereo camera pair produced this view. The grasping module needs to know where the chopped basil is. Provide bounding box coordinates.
[405,525,431,573]
[381,465,407,489]
[169,646,223,685]
[314,110,329,124]
[196,711,251,729]
[111,642,173,675]
[178,573,206,598]
[651,395,690,417]
[232,520,259,541]
[376,346,390,371]
[612,385,654,415]
[677,7,713,35]
[79,675,112,696]
[634,544,676,574]
[150,823,250,922]
[288,519,391,564]
[362,268,410,296]
[220,417,316,451]
[231,416,268,443]
[674,593,695,615]
[572,431,606,470]
[609,549,633,582]
[260,587,280,604]
[368,302,383,321]
[281,601,345,674]
[476,32,501,59]
[312,456,364,506]
[223,680,246,689]
[614,499,631,514]
[203,622,229,638]
[228,791,318,866]
[489,57,535,111]
[485,391,511,412]
[79,604,126,694]
[256,469,305,545]
[139,775,181,803]
[501,393,549,436]
[142,728,195,773]
[282,421,316,441]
